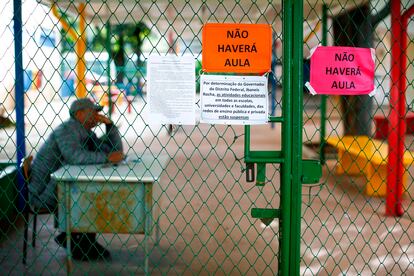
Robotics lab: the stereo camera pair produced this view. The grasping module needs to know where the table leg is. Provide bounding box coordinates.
[144,183,153,275]
[65,183,72,273]
[154,183,161,246]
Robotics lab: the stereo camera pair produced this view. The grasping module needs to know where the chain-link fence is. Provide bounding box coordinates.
[302,0,414,275]
[0,0,413,275]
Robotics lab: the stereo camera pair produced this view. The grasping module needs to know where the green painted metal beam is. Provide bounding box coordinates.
[289,0,304,275]
[280,0,293,274]
[320,4,328,164]
[251,208,280,226]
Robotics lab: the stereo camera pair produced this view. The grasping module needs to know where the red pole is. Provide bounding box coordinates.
[387,0,403,216]
[394,4,414,215]
[396,15,406,216]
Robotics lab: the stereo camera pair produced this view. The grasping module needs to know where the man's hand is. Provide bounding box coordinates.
[107,151,124,163]
[95,114,112,125]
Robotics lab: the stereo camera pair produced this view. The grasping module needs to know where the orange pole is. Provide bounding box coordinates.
[76,3,87,98]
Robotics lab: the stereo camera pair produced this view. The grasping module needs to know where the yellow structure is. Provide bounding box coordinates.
[326,136,414,197]
[52,4,87,98]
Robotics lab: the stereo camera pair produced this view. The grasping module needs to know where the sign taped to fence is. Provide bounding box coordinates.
[200,75,268,125]
[148,55,196,125]
[202,23,272,74]
[305,46,376,96]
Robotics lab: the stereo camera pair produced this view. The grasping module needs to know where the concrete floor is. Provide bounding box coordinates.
[1,95,414,274]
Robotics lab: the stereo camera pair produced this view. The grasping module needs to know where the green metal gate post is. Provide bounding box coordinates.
[320,4,328,164]
[280,0,293,275]
[289,0,304,274]
[245,1,318,275]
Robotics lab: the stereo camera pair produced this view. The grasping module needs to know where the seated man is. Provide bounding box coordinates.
[29,98,124,261]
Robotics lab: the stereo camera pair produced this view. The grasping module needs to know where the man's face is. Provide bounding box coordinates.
[75,108,99,129]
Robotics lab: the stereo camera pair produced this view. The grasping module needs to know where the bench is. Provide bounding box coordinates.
[326,136,414,197]
[374,112,414,139]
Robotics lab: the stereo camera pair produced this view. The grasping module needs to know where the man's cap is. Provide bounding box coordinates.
[69,98,103,116]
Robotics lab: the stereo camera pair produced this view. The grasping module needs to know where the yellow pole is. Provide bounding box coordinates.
[51,4,77,41]
[76,3,87,98]
[52,3,87,98]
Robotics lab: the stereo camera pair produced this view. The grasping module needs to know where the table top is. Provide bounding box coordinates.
[51,154,169,183]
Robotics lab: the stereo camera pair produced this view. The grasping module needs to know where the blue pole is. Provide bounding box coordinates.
[13,0,26,211]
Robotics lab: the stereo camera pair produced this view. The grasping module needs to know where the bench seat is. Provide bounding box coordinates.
[326,136,414,197]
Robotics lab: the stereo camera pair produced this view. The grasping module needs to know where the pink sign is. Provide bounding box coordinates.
[305,46,376,96]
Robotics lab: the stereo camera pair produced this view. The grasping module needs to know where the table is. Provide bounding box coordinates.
[51,154,169,274]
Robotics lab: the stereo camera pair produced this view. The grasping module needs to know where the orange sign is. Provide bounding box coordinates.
[202,23,272,74]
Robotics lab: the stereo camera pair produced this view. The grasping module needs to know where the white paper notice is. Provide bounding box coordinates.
[200,75,268,125]
[148,55,196,125]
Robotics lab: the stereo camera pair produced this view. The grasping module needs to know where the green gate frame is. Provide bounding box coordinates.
[245,1,321,275]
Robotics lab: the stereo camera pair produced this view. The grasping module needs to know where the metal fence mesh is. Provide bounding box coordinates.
[302,0,414,275]
[0,0,413,275]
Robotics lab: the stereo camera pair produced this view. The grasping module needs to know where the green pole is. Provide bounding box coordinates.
[280,0,293,275]
[106,22,113,117]
[320,4,328,164]
[290,0,303,274]
[244,125,250,158]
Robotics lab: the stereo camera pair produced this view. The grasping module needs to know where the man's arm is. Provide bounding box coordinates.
[55,123,108,164]
[94,114,124,153]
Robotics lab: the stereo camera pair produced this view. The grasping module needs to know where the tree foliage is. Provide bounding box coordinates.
[58,9,150,84]
[92,22,150,83]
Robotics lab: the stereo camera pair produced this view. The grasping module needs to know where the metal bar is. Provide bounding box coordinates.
[245,150,283,162]
[280,0,293,274]
[271,79,276,128]
[394,3,414,215]
[289,0,304,274]
[13,0,26,211]
[387,0,403,216]
[251,208,280,219]
[269,116,284,123]
[320,4,328,165]
[244,125,251,159]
